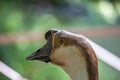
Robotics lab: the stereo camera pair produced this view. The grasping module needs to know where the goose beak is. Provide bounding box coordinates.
[26,29,60,63]
[26,43,51,62]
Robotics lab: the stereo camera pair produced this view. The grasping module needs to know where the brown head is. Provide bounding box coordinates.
[26,29,98,80]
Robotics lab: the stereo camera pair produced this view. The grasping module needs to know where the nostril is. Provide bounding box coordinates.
[36,49,40,53]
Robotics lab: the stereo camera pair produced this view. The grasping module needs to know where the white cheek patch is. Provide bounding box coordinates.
[51,46,88,80]
[53,46,84,59]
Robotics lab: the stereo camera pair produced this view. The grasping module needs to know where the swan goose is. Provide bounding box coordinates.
[27,29,98,80]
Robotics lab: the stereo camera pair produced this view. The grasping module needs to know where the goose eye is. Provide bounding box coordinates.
[59,39,64,45]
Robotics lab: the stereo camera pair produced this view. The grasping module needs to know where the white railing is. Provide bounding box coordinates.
[0,61,27,80]
[84,36,120,71]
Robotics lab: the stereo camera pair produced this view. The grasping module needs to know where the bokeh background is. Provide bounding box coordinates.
[0,0,120,80]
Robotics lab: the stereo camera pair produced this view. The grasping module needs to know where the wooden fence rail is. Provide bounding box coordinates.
[0,27,120,44]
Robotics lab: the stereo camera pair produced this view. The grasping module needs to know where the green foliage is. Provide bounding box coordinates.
[99,60,120,80]
[31,64,71,80]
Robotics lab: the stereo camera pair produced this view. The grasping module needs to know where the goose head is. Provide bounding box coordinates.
[26,29,98,80]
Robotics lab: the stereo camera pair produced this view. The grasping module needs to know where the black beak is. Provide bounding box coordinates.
[26,43,51,62]
[26,29,60,63]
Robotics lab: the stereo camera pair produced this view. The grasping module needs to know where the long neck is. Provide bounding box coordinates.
[63,49,88,80]
[64,47,88,80]
[52,45,98,80]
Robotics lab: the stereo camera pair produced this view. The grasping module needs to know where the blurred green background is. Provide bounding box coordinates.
[0,0,120,80]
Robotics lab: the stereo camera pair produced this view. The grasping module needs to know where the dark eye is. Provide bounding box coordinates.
[59,39,64,45]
